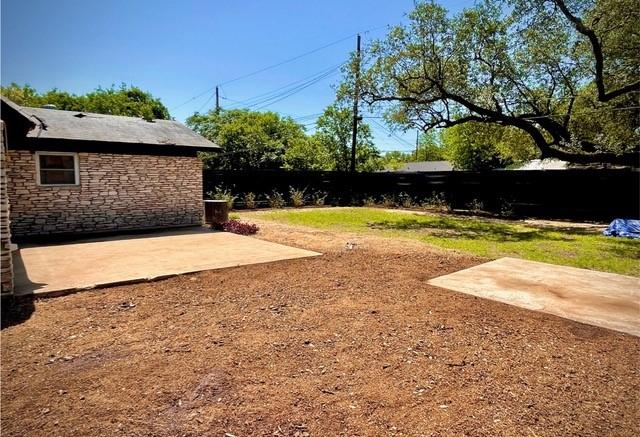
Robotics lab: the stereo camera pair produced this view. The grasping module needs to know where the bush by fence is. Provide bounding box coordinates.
[203,168,640,221]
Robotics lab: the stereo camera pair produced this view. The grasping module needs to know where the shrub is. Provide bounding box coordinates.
[498,197,515,217]
[421,192,451,212]
[289,186,307,207]
[266,190,286,209]
[397,192,415,208]
[363,196,377,207]
[466,198,484,213]
[311,191,328,206]
[380,194,396,208]
[208,185,236,209]
[243,192,257,209]
[222,219,259,235]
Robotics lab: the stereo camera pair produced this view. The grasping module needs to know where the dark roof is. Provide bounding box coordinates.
[381,161,454,172]
[0,96,219,151]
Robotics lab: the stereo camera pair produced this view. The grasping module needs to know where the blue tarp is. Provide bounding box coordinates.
[603,219,640,239]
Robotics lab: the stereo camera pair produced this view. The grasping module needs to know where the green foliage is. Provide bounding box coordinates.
[441,122,538,170]
[379,130,449,170]
[313,104,382,172]
[189,103,385,172]
[0,83,169,120]
[311,191,328,206]
[380,194,396,208]
[379,151,411,170]
[266,190,286,209]
[397,192,415,208]
[359,0,640,165]
[363,196,377,207]
[289,187,307,207]
[208,186,236,208]
[282,135,332,170]
[187,109,307,170]
[243,192,257,209]
[416,130,447,161]
[421,192,451,212]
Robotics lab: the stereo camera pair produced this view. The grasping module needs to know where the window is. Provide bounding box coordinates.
[36,152,79,186]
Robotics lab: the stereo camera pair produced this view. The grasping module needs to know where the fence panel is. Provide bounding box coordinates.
[203,168,639,221]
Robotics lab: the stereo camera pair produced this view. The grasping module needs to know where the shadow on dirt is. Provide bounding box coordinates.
[1,296,35,330]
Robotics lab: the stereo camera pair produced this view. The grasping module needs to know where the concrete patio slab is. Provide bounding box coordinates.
[13,228,320,297]
[428,257,640,336]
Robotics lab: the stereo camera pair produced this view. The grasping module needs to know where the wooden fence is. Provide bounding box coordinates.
[203,168,640,221]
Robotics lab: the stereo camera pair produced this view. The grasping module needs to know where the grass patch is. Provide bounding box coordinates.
[258,207,640,276]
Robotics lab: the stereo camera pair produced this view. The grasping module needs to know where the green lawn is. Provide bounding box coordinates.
[256,207,640,277]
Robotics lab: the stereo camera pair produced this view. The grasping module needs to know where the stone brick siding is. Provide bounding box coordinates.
[7,150,203,237]
[1,122,13,294]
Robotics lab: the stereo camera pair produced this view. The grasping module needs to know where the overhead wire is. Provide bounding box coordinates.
[170,24,389,112]
[223,62,345,111]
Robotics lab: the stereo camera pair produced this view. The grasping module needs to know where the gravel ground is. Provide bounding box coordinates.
[1,220,638,436]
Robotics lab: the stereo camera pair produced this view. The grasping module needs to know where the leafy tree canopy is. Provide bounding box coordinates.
[312,104,382,172]
[360,0,640,166]
[0,83,170,120]
[187,109,308,170]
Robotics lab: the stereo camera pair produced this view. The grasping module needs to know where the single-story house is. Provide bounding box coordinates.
[0,96,220,240]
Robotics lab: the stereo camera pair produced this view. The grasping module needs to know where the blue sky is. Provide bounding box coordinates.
[1,0,473,152]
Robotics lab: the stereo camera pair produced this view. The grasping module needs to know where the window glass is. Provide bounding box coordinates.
[39,154,75,170]
[40,169,76,184]
[38,153,78,185]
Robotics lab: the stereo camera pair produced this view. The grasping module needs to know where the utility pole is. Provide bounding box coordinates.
[215,86,220,113]
[350,34,361,173]
[415,130,419,161]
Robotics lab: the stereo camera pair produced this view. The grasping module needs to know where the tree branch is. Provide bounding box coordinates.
[553,0,640,102]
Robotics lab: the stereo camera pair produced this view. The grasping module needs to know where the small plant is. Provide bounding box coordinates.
[397,192,415,209]
[363,196,377,207]
[208,185,236,209]
[466,198,484,213]
[380,194,396,208]
[421,192,451,212]
[243,192,257,209]
[289,186,307,207]
[266,190,286,209]
[498,197,515,217]
[222,219,259,235]
[311,191,328,206]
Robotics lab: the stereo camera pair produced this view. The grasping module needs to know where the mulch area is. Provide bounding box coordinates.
[1,222,639,436]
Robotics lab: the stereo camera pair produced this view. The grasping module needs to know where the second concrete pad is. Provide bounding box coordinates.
[428,257,640,336]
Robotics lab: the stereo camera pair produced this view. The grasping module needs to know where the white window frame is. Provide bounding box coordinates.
[35,151,80,186]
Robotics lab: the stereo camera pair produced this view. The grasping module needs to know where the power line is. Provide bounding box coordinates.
[198,63,343,114]
[224,62,345,110]
[254,68,342,111]
[170,24,389,112]
[369,119,415,148]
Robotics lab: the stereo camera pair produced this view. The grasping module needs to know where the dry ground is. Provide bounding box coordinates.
[1,220,639,436]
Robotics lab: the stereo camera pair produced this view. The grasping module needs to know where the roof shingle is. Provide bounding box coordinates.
[1,97,219,150]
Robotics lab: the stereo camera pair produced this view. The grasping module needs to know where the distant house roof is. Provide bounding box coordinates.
[0,96,220,153]
[382,160,454,172]
[514,159,569,170]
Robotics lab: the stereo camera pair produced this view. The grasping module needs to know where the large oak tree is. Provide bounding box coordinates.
[359,0,639,166]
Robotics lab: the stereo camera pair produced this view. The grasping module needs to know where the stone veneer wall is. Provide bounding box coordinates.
[7,150,203,237]
[0,122,13,294]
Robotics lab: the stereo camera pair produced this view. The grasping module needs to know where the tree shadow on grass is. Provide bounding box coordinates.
[366,217,589,242]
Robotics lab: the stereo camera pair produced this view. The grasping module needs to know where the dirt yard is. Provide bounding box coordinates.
[2,219,639,436]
